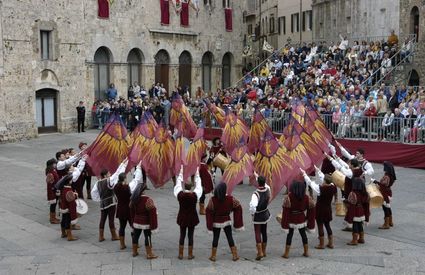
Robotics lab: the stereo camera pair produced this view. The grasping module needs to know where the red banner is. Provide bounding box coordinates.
[160,0,170,25]
[180,2,189,26]
[98,0,109,18]
[225,8,232,32]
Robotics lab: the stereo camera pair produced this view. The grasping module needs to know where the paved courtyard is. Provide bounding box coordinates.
[0,130,424,275]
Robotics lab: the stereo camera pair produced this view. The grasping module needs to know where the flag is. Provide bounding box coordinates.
[143,123,175,188]
[98,0,109,18]
[204,100,226,128]
[222,141,254,194]
[173,0,182,13]
[86,114,131,176]
[160,0,170,25]
[225,8,232,32]
[170,93,197,139]
[248,110,272,154]
[184,123,207,180]
[127,112,158,172]
[254,129,296,200]
[221,109,249,154]
[180,1,189,26]
[242,45,252,57]
[305,104,333,147]
[174,123,187,176]
[263,40,274,53]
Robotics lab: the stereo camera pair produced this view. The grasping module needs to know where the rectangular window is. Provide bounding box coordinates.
[308,10,313,30]
[248,24,253,35]
[291,13,299,33]
[291,14,294,33]
[283,16,286,34]
[270,16,275,33]
[302,11,306,32]
[40,30,51,60]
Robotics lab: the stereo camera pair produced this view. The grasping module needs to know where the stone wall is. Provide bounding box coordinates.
[0,0,244,142]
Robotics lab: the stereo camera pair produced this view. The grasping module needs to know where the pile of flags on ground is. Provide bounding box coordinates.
[86,96,333,201]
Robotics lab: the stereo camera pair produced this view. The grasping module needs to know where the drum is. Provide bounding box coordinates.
[335,201,347,216]
[276,213,282,224]
[366,184,384,208]
[213,153,231,171]
[76,198,88,215]
[331,170,346,191]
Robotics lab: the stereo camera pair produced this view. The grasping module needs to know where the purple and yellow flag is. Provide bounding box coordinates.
[221,109,249,154]
[248,110,272,154]
[174,122,187,176]
[282,119,313,172]
[127,112,158,172]
[87,114,131,176]
[170,94,197,139]
[305,104,333,147]
[254,129,296,200]
[183,123,208,181]
[222,141,254,194]
[204,100,226,128]
[143,123,175,188]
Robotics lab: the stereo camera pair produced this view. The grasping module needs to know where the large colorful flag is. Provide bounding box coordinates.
[86,114,131,176]
[248,110,272,154]
[222,141,254,194]
[127,112,158,172]
[254,129,296,200]
[143,123,175,188]
[170,94,197,139]
[305,104,333,146]
[221,109,249,154]
[184,123,207,180]
[204,100,226,128]
[174,123,187,176]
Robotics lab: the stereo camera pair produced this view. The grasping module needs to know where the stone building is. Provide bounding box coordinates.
[277,0,313,46]
[0,0,244,142]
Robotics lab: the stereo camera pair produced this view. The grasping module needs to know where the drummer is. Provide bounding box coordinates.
[335,141,374,182]
[208,137,227,176]
[199,154,214,215]
[374,161,397,229]
[325,153,363,232]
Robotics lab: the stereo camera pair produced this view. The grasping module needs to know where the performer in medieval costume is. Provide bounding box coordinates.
[46,158,60,224]
[206,182,244,262]
[77,142,92,199]
[208,137,226,176]
[327,153,363,231]
[56,149,81,178]
[199,154,214,215]
[129,181,159,259]
[114,162,143,250]
[336,141,374,180]
[249,175,271,260]
[91,159,128,242]
[374,161,396,229]
[56,174,79,241]
[302,166,337,249]
[280,180,316,259]
[345,177,370,245]
[174,166,202,260]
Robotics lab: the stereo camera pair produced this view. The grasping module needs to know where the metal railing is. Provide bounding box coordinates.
[360,34,417,89]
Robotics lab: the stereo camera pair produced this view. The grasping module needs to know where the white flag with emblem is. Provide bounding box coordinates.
[262,40,274,53]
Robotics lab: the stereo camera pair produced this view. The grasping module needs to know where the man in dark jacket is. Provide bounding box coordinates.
[76,101,86,133]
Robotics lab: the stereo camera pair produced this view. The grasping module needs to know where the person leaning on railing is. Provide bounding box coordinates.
[377,110,394,141]
[411,108,425,143]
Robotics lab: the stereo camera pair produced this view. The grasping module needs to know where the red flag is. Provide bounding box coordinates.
[98,0,109,18]
[305,104,333,145]
[205,100,226,128]
[127,112,158,172]
[282,119,313,172]
[170,94,197,139]
[180,1,189,26]
[143,123,175,187]
[160,0,170,25]
[87,114,131,176]
[174,123,187,175]
[184,124,207,180]
[224,8,232,32]
[221,110,249,154]
[222,143,254,194]
[248,110,272,154]
[254,129,296,200]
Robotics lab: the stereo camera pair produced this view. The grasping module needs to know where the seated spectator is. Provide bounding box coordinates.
[378,110,394,141]
[387,30,399,47]
[393,108,405,140]
[411,108,425,143]
[404,107,417,142]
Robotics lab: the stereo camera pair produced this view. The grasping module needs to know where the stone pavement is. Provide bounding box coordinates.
[0,130,425,275]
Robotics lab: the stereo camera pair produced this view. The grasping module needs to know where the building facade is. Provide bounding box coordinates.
[0,0,244,142]
[277,0,313,46]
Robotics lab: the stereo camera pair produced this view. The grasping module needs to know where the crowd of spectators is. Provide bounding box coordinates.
[90,32,425,144]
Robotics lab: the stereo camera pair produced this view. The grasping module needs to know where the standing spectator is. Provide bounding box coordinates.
[392,108,404,140]
[106,83,118,101]
[127,85,134,100]
[133,82,141,98]
[412,108,425,143]
[161,95,171,126]
[76,101,86,133]
[387,30,399,47]
[331,105,342,134]
[388,89,399,112]
[378,110,394,141]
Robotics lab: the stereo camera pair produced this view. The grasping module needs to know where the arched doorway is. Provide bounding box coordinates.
[222,52,233,89]
[202,52,213,93]
[179,51,192,96]
[155,50,170,93]
[408,69,420,86]
[94,47,112,100]
[127,48,143,88]
[410,6,419,42]
[36,89,57,133]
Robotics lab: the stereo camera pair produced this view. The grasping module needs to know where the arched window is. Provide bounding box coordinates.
[410,6,419,42]
[179,51,192,95]
[94,47,111,100]
[127,49,143,87]
[155,50,170,93]
[202,52,213,93]
[222,52,233,89]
